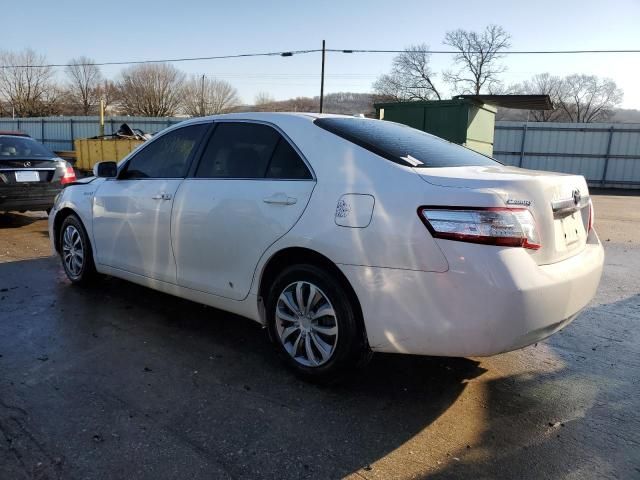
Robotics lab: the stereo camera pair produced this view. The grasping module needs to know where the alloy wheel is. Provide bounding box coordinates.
[275,281,338,367]
[62,225,84,277]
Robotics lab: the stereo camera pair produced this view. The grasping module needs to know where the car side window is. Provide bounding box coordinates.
[195,122,312,180]
[266,138,312,180]
[196,123,280,178]
[121,124,207,179]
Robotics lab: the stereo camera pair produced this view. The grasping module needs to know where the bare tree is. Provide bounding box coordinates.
[516,73,567,121]
[182,75,240,116]
[373,44,441,101]
[254,91,275,106]
[0,49,58,116]
[97,79,121,114]
[118,63,185,116]
[443,25,511,95]
[557,74,623,123]
[284,96,316,112]
[65,56,102,115]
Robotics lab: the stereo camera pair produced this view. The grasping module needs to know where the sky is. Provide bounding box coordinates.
[4,0,640,108]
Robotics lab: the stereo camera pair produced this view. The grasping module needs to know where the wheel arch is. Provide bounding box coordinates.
[52,207,83,253]
[257,247,368,345]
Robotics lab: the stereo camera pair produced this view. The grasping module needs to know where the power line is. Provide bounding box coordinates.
[329,48,640,55]
[0,49,322,69]
[204,73,377,78]
[1,47,639,69]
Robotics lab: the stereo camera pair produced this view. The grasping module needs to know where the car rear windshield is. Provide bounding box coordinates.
[0,136,55,158]
[314,117,500,168]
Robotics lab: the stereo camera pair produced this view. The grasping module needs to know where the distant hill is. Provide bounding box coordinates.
[241,93,640,124]
[240,92,377,116]
[495,107,640,123]
[611,109,640,123]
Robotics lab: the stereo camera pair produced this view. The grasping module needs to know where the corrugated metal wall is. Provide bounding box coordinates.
[0,116,183,152]
[494,121,640,188]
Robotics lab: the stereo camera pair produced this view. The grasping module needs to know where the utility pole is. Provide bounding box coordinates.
[99,99,105,137]
[200,74,206,117]
[319,40,326,113]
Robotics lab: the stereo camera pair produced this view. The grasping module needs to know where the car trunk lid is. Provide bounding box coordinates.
[415,165,591,265]
[0,158,61,184]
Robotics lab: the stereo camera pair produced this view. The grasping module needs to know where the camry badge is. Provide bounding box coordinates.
[506,198,532,207]
[23,161,32,167]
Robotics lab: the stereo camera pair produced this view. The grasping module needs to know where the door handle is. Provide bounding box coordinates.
[152,193,172,200]
[263,193,297,205]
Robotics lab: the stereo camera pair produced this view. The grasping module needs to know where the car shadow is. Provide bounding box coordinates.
[0,211,47,228]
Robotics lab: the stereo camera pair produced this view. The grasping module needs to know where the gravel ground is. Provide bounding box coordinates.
[0,193,638,479]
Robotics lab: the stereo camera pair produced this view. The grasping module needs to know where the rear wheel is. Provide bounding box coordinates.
[266,264,369,382]
[59,214,96,285]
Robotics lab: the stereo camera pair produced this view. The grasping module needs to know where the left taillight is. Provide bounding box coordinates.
[60,165,76,185]
[418,207,542,250]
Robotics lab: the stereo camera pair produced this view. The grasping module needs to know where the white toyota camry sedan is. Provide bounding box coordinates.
[49,113,604,381]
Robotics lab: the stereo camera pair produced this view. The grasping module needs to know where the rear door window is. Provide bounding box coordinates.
[195,122,312,180]
[314,117,500,168]
[196,123,279,178]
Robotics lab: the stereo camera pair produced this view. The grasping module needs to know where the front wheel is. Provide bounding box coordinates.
[266,264,369,382]
[59,214,96,285]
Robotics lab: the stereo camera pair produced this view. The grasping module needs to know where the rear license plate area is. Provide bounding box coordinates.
[561,213,581,245]
[15,171,40,182]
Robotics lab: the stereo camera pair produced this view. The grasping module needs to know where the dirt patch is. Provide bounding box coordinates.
[0,211,51,263]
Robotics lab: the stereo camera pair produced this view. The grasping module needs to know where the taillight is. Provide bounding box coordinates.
[587,200,594,232]
[418,207,541,250]
[61,165,76,185]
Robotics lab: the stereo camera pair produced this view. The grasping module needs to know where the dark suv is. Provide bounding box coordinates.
[0,132,76,213]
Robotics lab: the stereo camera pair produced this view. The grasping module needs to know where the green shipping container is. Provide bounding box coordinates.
[374,99,496,156]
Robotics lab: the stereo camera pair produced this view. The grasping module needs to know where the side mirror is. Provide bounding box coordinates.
[93,161,118,178]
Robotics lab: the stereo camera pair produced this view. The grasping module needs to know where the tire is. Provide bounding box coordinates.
[59,214,97,285]
[266,264,369,383]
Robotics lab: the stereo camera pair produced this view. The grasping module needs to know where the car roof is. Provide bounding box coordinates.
[0,130,31,137]
[179,111,355,126]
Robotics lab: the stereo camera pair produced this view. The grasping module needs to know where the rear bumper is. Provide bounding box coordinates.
[0,184,61,212]
[339,230,604,357]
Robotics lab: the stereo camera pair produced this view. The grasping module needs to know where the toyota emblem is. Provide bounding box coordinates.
[23,161,32,168]
[572,189,581,206]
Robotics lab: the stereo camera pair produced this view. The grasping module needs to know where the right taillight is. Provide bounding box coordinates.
[588,200,594,232]
[418,207,541,250]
